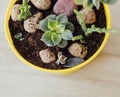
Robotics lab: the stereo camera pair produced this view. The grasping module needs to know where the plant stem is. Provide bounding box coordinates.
[74,9,87,32]
[23,0,28,5]
[72,35,83,41]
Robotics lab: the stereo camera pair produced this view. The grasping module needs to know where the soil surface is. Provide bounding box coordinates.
[9,0,106,69]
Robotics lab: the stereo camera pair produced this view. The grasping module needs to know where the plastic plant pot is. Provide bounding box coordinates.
[4,0,111,74]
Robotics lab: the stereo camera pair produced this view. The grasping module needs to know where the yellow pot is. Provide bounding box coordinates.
[4,0,111,74]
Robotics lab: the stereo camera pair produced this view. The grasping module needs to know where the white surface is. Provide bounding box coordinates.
[0,0,120,97]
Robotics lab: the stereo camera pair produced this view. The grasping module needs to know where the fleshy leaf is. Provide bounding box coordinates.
[56,25,65,33]
[65,22,74,32]
[72,35,83,41]
[74,0,83,5]
[101,0,118,5]
[57,40,68,48]
[14,33,25,41]
[74,9,87,32]
[46,14,57,20]
[48,19,58,30]
[74,0,117,10]
[51,33,62,45]
[62,30,73,40]
[72,35,86,43]
[92,0,101,9]
[39,19,49,32]
[40,31,55,47]
[83,0,93,10]
[56,14,68,25]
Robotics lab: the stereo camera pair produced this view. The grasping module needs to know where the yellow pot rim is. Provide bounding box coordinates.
[4,0,111,74]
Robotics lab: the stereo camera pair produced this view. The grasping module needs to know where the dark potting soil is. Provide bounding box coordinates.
[9,0,106,69]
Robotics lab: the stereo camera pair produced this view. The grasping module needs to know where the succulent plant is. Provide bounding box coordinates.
[85,25,117,36]
[18,0,31,20]
[14,33,25,41]
[74,0,117,10]
[56,52,67,65]
[39,14,74,48]
[74,9,117,37]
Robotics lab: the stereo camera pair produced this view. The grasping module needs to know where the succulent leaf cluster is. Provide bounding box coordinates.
[39,14,74,48]
[18,0,31,20]
[74,0,117,9]
[14,33,25,41]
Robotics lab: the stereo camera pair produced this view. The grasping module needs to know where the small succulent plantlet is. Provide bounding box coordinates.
[39,14,74,48]
[74,9,117,37]
[18,0,31,20]
[14,33,25,41]
[56,52,67,65]
[74,0,117,10]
